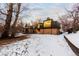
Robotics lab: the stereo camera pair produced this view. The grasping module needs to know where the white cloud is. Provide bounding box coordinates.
[27,7,67,21]
[23,3,74,24]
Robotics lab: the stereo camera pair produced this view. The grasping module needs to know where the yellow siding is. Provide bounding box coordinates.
[44,20,52,28]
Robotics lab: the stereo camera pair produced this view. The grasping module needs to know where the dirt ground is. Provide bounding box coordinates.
[0,34,30,46]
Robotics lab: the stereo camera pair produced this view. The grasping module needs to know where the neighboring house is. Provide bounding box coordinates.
[24,17,61,35]
[36,17,61,35]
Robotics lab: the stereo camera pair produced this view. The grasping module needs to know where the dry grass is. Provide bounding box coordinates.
[0,34,30,46]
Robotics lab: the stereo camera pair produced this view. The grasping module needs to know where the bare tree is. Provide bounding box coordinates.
[59,14,74,34]
[11,3,21,38]
[65,3,79,32]
[1,3,13,38]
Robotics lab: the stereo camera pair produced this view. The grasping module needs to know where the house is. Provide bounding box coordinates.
[24,17,61,35]
[35,17,61,35]
[24,25,34,34]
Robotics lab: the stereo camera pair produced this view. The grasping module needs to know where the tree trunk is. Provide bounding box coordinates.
[11,3,21,38]
[73,18,78,33]
[1,3,13,38]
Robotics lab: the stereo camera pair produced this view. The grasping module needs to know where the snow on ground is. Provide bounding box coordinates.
[65,31,79,48]
[0,34,76,56]
[15,33,26,37]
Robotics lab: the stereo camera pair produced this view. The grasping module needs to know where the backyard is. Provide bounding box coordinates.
[0,33,77,56]
[0,3,79,56]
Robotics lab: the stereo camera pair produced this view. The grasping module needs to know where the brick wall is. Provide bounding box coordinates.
[39,28,59,35]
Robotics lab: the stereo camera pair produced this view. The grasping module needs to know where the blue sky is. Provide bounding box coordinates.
[23,3,73,24]
[28,3,68,9]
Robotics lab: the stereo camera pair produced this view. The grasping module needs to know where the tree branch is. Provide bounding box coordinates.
[0,9,7,15]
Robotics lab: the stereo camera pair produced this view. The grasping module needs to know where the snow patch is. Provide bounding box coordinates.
[65,33,79,48]
[0,34,75,56]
